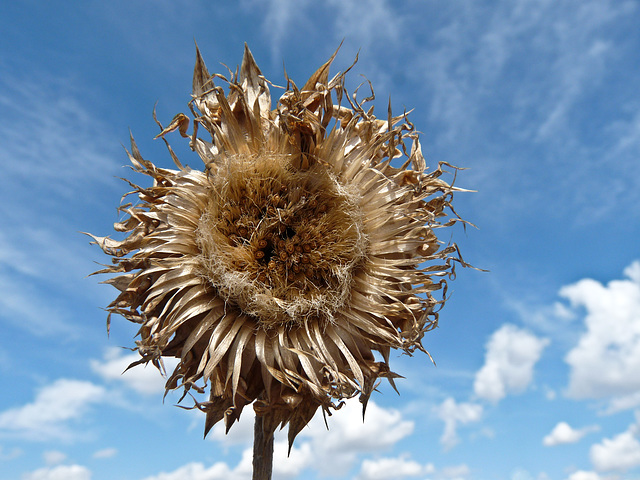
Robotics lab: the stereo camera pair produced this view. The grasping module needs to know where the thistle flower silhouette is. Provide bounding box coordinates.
[89,44,467,452]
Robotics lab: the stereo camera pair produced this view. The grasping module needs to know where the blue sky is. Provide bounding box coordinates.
[1,1,640,479]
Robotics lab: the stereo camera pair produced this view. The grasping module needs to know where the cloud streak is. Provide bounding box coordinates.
[435,397,483,451]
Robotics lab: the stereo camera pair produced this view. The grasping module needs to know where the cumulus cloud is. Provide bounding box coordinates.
[563,261,640,403]
[305,398,413,449]
[543,422,599,446]
[292,399,415,475]
[566,471,602,480]
[22,464,92,480]
[0,379,104,441]
[148,399,416,479]
[474,324,549,403]
[208,405,255,446]
[141,461,246,480]
[356,455,433,480]
[590,429,640,472]
[145,439,313,480]
[435,397,483,450]
[272,441,314,477]
[90,348,179,395]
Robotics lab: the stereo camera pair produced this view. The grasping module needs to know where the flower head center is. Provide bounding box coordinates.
[196,153,366,328]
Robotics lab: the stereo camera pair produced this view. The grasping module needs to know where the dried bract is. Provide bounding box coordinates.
[89,44,466,448]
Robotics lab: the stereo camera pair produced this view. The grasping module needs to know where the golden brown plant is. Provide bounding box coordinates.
[89,44,466,449]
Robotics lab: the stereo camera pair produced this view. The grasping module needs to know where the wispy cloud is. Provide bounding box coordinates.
[43,450,67,466]
[0,72,120,204]
[241,0,312,60]
[92,447,117,459]
[327,0,402,50]
[406,0,640,225]
[0,445,23,461]
[415,0,635,142]
[242,0,405,92]
[0,270,76,337]
[0,70,124,336]
[435,397,483,451]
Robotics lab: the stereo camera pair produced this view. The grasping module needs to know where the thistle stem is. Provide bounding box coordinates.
[252,414,274,480]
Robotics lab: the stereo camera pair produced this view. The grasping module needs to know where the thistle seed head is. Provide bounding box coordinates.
[88,43,468,448]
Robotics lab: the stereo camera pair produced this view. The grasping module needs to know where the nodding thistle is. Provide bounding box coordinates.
[88,44,467,450]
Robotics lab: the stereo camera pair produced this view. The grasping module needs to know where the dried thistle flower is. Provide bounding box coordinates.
[89,45,466,449]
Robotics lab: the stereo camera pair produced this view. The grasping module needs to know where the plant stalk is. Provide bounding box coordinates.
[252,413,274,480]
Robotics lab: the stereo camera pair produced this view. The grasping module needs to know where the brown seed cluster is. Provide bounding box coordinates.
[196,154,366,328]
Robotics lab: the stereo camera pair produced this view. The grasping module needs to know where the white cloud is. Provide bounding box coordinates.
[43,450,67,466]
[440,464,471,479]
[435,397,483,450]
[293,398,415,475]
[0,379,105,441]
[543,421,599,446]
[22,464,92,480]
[604,392,640,415]
[144,438,311,480]
[590,430,640,472]
[90,347,179,395]
[474,324,549,403]
[272,441,313,478]
[357,455,432,480]
[563,261,640,403]
[305,398,414,449]
[92,447,117,459]
[566,471,602,480]
[141,461,245,480]
[150,399,416,479]
[509,468,536,480]
[208,405,255,445]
